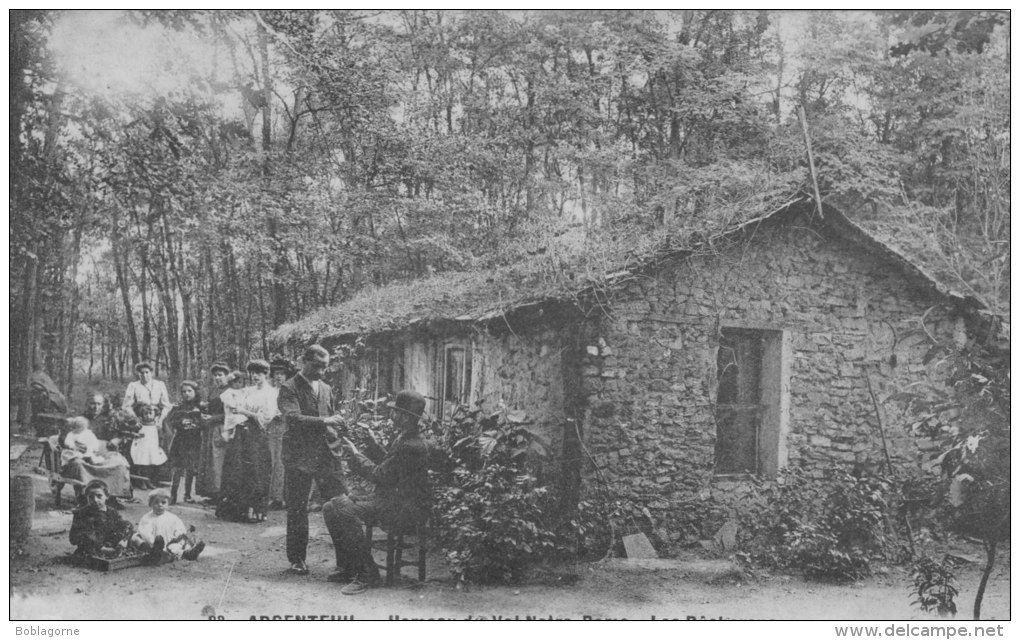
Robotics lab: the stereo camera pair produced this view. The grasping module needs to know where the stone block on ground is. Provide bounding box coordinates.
[622,532,658,559]
[713,519,738,551]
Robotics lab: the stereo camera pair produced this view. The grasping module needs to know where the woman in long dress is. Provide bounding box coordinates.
[216,360,276,523]
[197,362,230,500]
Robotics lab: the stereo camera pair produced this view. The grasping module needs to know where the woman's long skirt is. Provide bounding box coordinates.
[60,452,133,499]
[197,417,225,498]
[216,418,272,522]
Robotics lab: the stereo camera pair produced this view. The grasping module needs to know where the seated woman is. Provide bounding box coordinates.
[60,417,133,503]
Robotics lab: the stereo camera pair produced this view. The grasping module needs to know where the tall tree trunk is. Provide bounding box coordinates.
[973,536,997,620]
[60,224,83,393]
[17,248,41,428]
[205,245,218,363]
[88,325,94,382]
[523,80,536,217]
[257,19,291,329]
[256,268,269,358]
[112,231,141,367]
[140,247,152,362]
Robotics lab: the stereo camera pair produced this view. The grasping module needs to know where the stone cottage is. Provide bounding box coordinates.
[272,198,992,537]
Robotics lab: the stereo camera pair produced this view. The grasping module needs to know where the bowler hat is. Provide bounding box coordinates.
[387,389,426,418]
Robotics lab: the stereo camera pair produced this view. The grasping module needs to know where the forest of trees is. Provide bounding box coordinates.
[9,10,1010,417]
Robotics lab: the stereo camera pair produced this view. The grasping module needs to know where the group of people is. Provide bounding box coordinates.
[61,345,439,595]
[274,345,440,595]
[62,359,293,515]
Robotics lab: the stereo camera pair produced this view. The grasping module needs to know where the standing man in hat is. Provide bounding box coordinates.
[122,361,171,423]
[322,389,437,594]
[197,362,231,501]
[278,345,347,575]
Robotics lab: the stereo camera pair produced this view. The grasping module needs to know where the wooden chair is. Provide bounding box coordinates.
[365,521,428,586]
[36,435,85,508]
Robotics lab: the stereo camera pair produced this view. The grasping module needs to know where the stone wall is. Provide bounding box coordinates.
[473,327,576,451]
[578,215,962,539]
[334,322,578,454]
[327,214,967,542]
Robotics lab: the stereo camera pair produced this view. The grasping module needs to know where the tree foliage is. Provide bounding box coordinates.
[9,10,1009,413]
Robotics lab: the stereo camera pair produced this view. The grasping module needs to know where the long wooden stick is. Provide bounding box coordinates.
[863,366,916,557]
[864,367,893,476]
[799,104,825,220]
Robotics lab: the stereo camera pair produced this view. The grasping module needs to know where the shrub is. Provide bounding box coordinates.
[431,405,563,585]
[911,555,959,617]
[737,469,890,582]
[556,497,620,561]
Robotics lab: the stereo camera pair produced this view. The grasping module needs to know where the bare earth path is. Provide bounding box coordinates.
[10,460,1009,621]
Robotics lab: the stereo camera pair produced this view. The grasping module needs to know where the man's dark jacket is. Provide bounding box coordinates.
[348,431,438,531]
[278,373,344,481]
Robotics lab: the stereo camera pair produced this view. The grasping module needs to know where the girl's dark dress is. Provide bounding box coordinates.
[166,401,203,470]
[166,399,203,502]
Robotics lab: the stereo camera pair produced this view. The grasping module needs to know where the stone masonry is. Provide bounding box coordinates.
[327,211,966,541]
[577,213,962,538]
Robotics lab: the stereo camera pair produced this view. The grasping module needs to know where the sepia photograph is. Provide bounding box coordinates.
[8,8,1010,627]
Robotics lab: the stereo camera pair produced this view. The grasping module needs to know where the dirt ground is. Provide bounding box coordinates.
[9,443,1010,622]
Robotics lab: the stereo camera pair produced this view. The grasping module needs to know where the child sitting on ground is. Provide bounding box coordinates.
[69,480,135,559]
[131,489,205,563]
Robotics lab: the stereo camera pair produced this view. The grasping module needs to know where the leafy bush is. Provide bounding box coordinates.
[737,469,890,582]
[911,555,959,617]
[737,468,825,567]
[893,340,1009,619]
[431,405,564,585]
[556,497,620,561]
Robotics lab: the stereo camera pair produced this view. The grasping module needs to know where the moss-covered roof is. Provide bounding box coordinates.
[272,188,988,346]
[272,179,806,344]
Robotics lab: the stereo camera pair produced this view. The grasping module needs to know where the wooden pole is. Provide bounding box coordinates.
[798,104,825,220]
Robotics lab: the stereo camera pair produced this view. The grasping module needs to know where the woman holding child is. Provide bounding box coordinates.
[216,360,275,523]
[60,416,133,501]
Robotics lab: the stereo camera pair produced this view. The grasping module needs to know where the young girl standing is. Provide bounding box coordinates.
[130,403,167,484]
[165,381,204,504]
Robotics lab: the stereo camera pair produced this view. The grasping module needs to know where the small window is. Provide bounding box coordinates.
[440,343,472,418]
[714,327,789,478]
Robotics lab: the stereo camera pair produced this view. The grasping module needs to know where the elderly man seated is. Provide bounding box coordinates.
[323,389,439,595]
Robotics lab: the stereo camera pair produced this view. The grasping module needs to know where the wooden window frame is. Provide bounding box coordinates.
[713,326,790,480]
[438,341,473,418]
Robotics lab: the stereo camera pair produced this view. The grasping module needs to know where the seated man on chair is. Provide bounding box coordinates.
[323,389,436,595]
